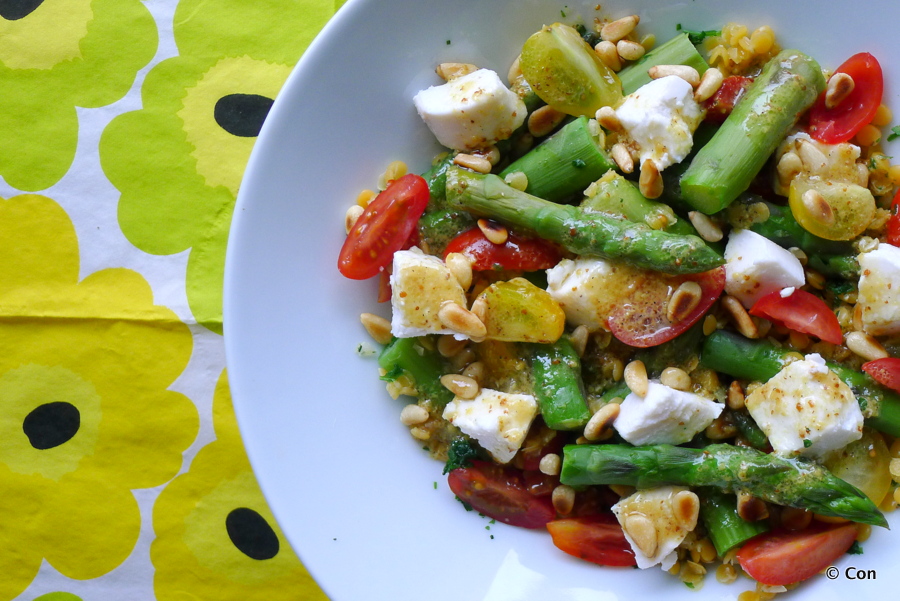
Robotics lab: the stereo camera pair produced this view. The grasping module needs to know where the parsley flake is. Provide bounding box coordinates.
[888,125,900,142]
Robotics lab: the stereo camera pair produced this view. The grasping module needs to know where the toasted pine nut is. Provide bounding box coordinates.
[453,153,492,174]
[528,104,566,137]
[780,506,812,531]
[474,144,501,166]
[702,314,718,336]
[801,189,834,225]
[552,484,576,514]
[437,334,467,358]
[722,295,759,339]
[797,139,828,172]
[705,414,737,440]
[648,64,700,87]
[624,360,649,397]
[539,453,561,476]
[776,151,803,187]
[461,361,484,383]
[857,161,870,187]
[805,267,826,290]
[409,426,431,441]
[688,211,723,242]
[694,67,724,102]
[477,218,509,245]
[600,14,639,43]
[469,296,488,323]
[440,373,480,399]
[360,312,392,345]
[595,106,624,132]
[611,143,634,173]
[788,246,808,266]
[639,159,663,199]
[504,170,529,191]
[667,281,702,323]
[584,403,620,441]
[438,301,487,339]
[673,489,700,530]
[507,55,522,84]
[594,40,622,71]
[825,72,855,110]
[845,331,889,361]
[444,252,473,290]
[623,514,658,557]
[569,325,590,358]
[726,381,745,410]
[436,62,478,81]
[616,39,645,61]
[736,492,769,522]
[345,204,365,233]
[660,367,692,391]
[400,403,430,426]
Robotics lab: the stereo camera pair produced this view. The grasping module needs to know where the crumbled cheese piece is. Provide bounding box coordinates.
[857,243,900,337]
[612,486,697,570]
[442,388,538,463]
[745,354,863,458]
[545,257,647,332]
[413,69,526,151]
[390,248,468,338]
[780,286,795,298]
[615,76,704,170]
[724,229,805,308]
[614,381,724,446]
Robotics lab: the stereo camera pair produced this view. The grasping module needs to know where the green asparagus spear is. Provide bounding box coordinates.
[417,153,476,254]
[617,32,709,95]
[699,488,769,555]
[445,166,723,274]
[379,337,453,407]
[499,116,615,202]
[560,443,888,527]
[700,330,900,437]
[528,338,592,430]
[730,409,769,449]
[680,50,826,214]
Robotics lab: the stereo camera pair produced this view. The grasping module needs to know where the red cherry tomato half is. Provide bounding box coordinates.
[808,53,883,144]
[702,75,753,123]
[737,523,859,586]
[443,227,562,271]
[546,515,636,567]
[447,461,556,529]
[862,357,900,393]
[749,288,843,345]
[337,174,430,280]
[886,188,900,247]
[607,266,726,348]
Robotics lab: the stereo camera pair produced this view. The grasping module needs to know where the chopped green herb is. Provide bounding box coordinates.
[433,481,438,489]
[803,439,813,448]
[888,125,900,142]
[860,397,869,412]
[443,437,481,474]
[675,23,721,45]
[490,534,494,539]
[446,39,451,45]
[560,9,566,17]
[379,365,404,382]
[848,541,864,555]
[485,525,491,530]
[456,497,473,511]
[684,582,695,589]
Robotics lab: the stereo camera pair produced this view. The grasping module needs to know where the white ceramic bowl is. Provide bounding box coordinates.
[225,1,900,599]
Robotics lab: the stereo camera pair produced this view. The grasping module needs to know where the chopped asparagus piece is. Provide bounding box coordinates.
[528,338,591,430]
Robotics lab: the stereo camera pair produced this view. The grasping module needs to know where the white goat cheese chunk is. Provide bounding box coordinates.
[442,388,538,464]
[390,248,468,338]
[545,257,646,332]
[857,243,900,336]
[724,229,805,308]
[745,353,863,458]
[612,486,697,570]
[413,69,526,151]
[615,76,703,170]
[614,381,723,446]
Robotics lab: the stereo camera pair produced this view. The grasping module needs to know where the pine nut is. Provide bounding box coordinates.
[624,360,649,397]
[856,161,870,187]
[437,334,467,358]
[438,301,487,339]
[667,281,702,323]
[453,153,492,174]
[825,72,855,110]
[477,218,509,245]
[569,325,590,358]
[409,426,431,441]
[469,296,487,323]
[702,314,718,336]
[400,403,430,426]
[780,506,812,531]
[504,170,529,191]
[595,106,624,132]
[600,15,639,43]
[552,484,576,514]
[639,159,663,199]
[705,414,737,440]
[539,453,561,476]
[610,143,634,173]
[445,252,473,290]
[461,361,485,383]
[788,246,808,266]
[440,373,480,399]
[673,489,700,530]
[345,204,364,233]
[776,151,803,190]
[616,39,645,61]
[609,484,635,497]
[694,67,724,102]
[527,105,566,137]
[475,144,501,166]
[584,402,620,441]
[623,514,658,557]
[722,295,759,338]
[797,139,828,172]
[648,64,700,87]
[360,312,392,345]
[660,367,692,391]
[726,381,745,410]
[594,40,622,71]
[737,492,769,522]
[801,189,834,225]
[688,211,724,242]
[507,55,522,84]
[805,267,826,290]
[845,331,888,361]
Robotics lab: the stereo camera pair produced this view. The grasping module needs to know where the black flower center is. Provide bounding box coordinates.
[0,0,44,20]
[214,94,274,138]
[226,507,280,560]
[23,402,80,450]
